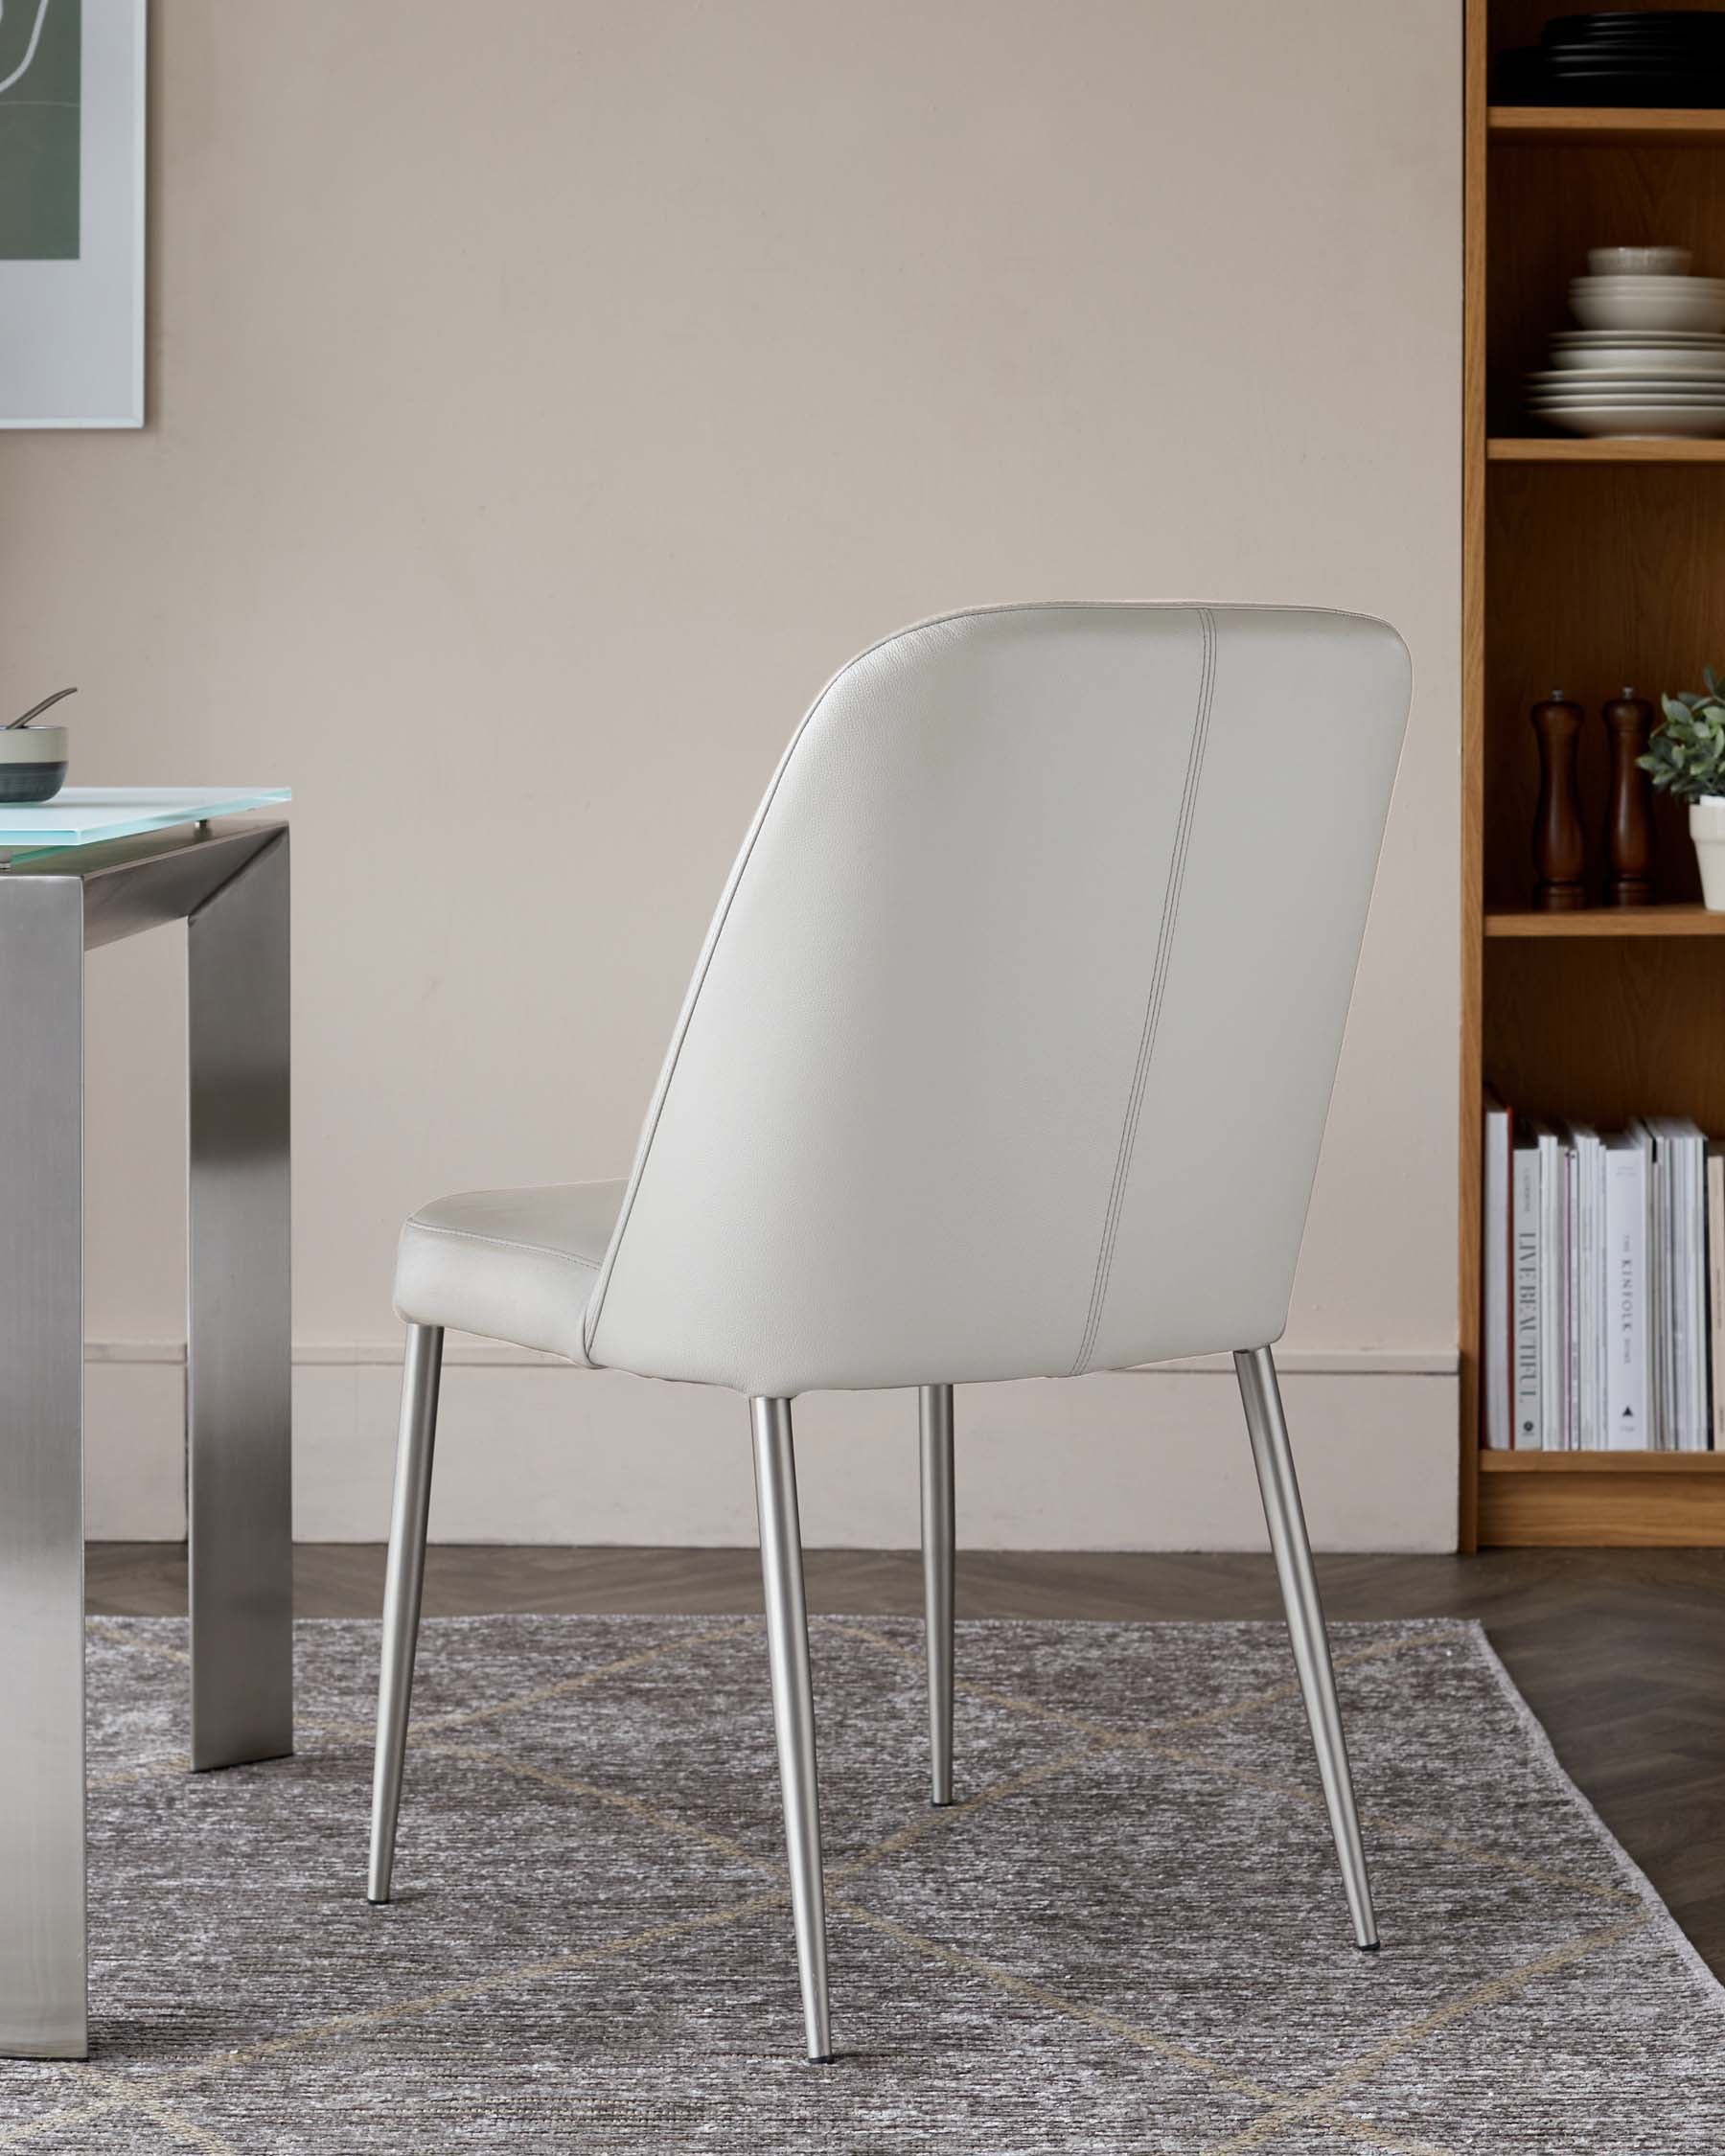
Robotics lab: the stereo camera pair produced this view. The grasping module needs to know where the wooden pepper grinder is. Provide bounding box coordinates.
[1530,690,1586,910]
[1602,687,1654,907]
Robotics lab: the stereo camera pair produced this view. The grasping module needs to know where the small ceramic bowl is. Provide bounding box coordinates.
[1571,285,1725,334]
[0,725,68,803]
[1588,246,1693,278]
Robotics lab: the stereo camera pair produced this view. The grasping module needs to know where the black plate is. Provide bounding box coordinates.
[1508,85,1725,103]
[1543,11,1725,41]
[1493,63,1725,103]
[1543,24,1725,35]
[1495,43,1725,101]
[1541,60,1725,73]
[1541,58,1725,74]
[1541,30,1725,45]
[1542,38,1725,54]
[1543,39,1725,56]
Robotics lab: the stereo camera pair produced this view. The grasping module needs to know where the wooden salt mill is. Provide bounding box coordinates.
[1602,688,1654,907]
[1530,690,1586,910]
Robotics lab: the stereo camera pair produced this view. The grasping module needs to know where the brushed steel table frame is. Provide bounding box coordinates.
[0,819,292,2058]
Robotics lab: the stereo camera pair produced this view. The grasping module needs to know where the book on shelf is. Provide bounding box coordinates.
[1567,1136,1581,1453]
[1711,1145,1725,1453]
[1570,1124,1605,1450]
[1481,1091,1712,1453]
[1482,1089,1512,1449]
[1510,1135,1540,1447]
[1534,1122,1565,1451]
[1643,1118,1708,1453]
[1605,1132,1648,1450]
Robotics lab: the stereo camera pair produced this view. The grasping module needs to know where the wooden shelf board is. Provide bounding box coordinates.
[1488,437,1725,464]
[1481,1450,1725,1472]
[1489,106,1725,146]
[1480,1450,1725,1545]
[1484,906,1725,938]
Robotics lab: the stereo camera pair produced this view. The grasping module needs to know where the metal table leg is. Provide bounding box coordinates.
[0,881,88,2056]
[187,831,292,1770]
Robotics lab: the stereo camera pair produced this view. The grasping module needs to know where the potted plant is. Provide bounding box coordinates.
[1642,670,1725,910]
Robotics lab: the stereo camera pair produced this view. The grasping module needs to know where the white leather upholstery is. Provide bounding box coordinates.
[395,1181,624,1361]
[395,605,1411,1397]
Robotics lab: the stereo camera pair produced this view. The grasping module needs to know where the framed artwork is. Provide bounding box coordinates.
[0,0,145,427]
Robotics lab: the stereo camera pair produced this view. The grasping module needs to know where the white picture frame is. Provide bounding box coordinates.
[0,0,145,428]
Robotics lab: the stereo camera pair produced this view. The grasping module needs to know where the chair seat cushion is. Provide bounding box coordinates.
[393,1180,625,1361]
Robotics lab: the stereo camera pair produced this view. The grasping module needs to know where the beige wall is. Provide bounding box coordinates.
[5,0,1461,1546]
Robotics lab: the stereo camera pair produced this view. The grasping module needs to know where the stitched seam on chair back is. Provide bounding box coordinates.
[1069,606,1217,1376]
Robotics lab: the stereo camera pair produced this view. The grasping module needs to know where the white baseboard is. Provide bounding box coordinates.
[81,1342,1460,1552]
[86,1359,188,1540]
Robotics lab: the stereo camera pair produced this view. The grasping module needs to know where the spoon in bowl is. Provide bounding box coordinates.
[8,687,77,729]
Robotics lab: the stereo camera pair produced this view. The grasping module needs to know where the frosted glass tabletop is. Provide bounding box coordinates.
[0,788,290,860]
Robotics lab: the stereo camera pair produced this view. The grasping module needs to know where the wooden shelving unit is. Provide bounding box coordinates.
[1491,106,1725,146]
[1477,1449,1725,1546]
[1488,437,1725,463]
[1481,1450,1725,1470]
[1485,906,1725,937]
[1462,0,1725,1548]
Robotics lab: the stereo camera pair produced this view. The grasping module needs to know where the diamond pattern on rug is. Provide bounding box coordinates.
[0,1616,1716,2153]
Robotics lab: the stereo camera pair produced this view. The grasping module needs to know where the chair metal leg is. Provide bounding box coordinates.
[919,1384,954,1806]
[367,1323,444,1905]
[750,1398,833,2062]
[1234,1346,1378,1949]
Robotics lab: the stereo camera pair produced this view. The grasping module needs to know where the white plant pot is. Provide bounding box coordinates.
[1690,796,1725,910]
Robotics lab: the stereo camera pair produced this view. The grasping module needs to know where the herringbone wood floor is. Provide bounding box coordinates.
[86,1544,1725,1982]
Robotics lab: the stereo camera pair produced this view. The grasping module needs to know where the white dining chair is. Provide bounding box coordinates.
[366,602,1412,2062]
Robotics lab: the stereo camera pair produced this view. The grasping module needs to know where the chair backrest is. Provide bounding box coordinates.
[584,604,1412,1398]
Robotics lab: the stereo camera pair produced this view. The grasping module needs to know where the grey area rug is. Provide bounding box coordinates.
[5,1616,1722,2153]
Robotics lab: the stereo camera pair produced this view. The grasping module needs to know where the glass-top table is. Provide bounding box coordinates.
[0,786,291,863]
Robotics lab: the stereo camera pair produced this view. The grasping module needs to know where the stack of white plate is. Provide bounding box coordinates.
[1529,250,1725,438]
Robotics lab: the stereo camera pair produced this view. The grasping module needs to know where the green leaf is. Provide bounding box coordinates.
[1647,675,1725,797]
